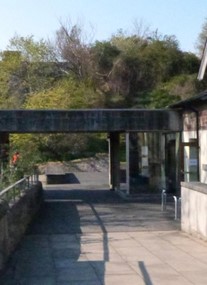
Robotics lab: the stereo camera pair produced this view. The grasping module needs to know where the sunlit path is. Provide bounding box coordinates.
[1,176,206,285]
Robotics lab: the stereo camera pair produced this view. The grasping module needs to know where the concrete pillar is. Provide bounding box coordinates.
[108,132,120,191]
[126,132,140,195]
[129,133,139,178]
[126,133,130,194]
[160,133,167,190]
[175,132,182,195]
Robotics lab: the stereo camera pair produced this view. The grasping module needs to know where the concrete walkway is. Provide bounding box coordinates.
[1,177,207,284]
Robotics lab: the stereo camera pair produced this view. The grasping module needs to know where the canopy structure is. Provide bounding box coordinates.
[0,109,181,133]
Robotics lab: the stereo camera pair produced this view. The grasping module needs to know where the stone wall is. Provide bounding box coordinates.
[0,182,43,271]
[181,182,207,240]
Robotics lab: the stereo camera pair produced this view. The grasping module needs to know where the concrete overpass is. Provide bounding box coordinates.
[0,109,180,133]
[0,109,181,194]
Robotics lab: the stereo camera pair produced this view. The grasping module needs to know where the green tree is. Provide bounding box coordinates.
[149,74,197,108]
[55,22,93,80]
[8,34,55,62]
[0,50,24,108]
[196,18,207,56]
[0,35,60,109]
[11,75,105,162]
[106,33,186,107]
[3,22,203,167]
[91,41,120,73]
[8,35,58,94]
[24,76,104,109]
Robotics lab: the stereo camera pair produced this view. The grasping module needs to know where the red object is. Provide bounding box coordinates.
[12,152,20,165]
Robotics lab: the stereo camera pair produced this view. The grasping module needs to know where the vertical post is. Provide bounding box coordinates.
[109,132,120,191]
[173,196,178,220]
[126,132,130,195]
[108,135,112,189]
[161,189,167,211]
[125,132,139,195]
[178,197,181,219]
[173,196,181,220]
[175,132,181,195]
[129,133,139,180]
[161,134,166,190]
[27,177,29,189]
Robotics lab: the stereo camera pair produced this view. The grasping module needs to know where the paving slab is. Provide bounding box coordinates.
[1,175,207,284]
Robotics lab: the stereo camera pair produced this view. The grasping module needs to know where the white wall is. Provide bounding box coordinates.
[182,130,197,143]
[199,130,207,183]
[181,182,207,240]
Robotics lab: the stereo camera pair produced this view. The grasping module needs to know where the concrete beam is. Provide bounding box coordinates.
[0,109,181,133]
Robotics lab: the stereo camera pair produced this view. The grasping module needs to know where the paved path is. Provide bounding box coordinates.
[1,175,207,284]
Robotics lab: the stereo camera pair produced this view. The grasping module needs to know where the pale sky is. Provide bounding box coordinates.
[0,0,207,54]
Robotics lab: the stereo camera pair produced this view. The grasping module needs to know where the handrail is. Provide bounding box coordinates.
[0,173,39,204]
[161,189,181,220]
[0,177,28,197]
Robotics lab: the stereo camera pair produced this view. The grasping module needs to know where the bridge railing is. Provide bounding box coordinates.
[0,173,39,206]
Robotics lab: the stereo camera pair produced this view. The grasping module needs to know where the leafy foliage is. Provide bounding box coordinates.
[196,18,207,56]
[8,34,55,62]
[0,21,203,170]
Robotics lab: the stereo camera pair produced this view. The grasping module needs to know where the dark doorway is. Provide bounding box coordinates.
[166,139,176,193]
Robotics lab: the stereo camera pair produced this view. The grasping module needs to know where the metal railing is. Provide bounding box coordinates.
[161,189,181,220]
[0,173,39,206]
[173,196,181,220]
[161,189,167,211]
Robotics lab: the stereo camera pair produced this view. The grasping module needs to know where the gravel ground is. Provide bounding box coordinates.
[38,153,109,174]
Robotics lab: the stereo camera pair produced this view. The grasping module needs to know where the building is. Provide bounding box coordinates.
[170,90,207,189]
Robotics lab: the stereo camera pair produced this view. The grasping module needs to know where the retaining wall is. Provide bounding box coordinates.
[181,182,207,240]
[0,182,43,271]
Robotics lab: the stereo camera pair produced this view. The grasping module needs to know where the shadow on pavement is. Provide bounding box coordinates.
[139,261,154,285]
[0,186,179,284]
